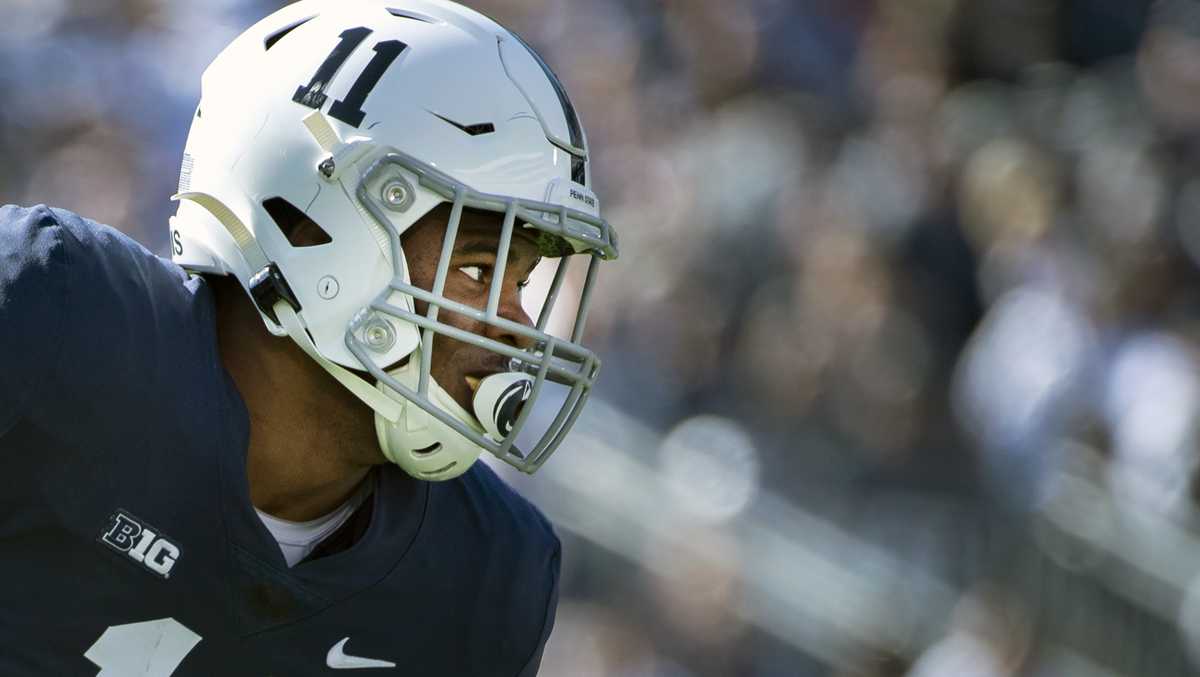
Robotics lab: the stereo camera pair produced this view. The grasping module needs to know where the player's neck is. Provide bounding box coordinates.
[209,276,385,521]
[242,410,374,521]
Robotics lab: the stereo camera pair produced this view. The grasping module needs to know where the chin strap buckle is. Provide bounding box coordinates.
[249,262,301,325]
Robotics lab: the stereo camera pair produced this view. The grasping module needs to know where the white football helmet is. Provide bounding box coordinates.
[169,0,618,480]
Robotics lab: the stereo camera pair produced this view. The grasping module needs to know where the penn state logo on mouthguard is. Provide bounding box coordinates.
[472,372,536,450]
[494,380,533,436]
[98,509,181,579]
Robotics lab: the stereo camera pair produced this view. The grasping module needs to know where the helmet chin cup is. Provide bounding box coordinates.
[374,347,485,481]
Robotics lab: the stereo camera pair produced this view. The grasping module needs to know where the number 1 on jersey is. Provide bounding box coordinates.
[85,618,200,677]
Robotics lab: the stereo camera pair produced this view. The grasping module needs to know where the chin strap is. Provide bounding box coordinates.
[174,191,405,424]
[274,301,403,423]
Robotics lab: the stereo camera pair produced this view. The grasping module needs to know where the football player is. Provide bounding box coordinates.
[0,1,617,674]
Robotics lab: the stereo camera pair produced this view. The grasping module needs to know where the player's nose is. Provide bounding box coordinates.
[486,284,536,351]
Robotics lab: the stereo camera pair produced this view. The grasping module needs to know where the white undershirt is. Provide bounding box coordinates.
[255,476,374,567]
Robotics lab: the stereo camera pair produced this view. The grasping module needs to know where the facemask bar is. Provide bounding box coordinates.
[347,150,616,473]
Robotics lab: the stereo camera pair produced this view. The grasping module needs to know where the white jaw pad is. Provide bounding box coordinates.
[373,346,488,481]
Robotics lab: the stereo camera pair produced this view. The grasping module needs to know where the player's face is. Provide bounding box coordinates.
[401,205,541,411]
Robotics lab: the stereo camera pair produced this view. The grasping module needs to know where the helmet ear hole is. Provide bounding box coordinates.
[263,197,333,247]
[413,443,442,456]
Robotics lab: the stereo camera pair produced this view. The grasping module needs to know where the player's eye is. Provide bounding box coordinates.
[459,265,486,283]
[517,278,530,290]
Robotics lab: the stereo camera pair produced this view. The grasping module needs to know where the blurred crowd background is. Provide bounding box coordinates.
[5,0,1200,674]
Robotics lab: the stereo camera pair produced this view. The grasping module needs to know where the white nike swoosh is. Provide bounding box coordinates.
[326,637,396,670]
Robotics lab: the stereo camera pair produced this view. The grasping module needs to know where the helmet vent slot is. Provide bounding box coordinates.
[263,197,333,247]
[419,461,456,478]
[387,9,436,23]
[413,443,443,457]
[263,15,316,51]
[431,112,496,137]
[571,155,586,185]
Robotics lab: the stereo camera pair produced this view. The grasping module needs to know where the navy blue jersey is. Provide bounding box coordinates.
[0,205,559,676]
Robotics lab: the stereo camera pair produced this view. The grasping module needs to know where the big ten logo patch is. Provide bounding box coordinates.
[98,510,181,579]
